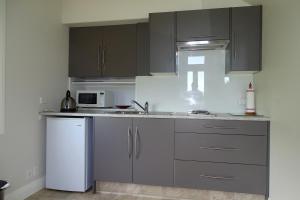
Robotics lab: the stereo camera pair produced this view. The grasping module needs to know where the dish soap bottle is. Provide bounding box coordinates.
[245,82,256,115]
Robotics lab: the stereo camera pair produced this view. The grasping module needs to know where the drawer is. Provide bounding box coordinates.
[175,133,267,165]
[175,119,268,136]
[174,160,267,195]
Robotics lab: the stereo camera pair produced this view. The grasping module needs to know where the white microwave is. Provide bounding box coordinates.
[76,90,113,108]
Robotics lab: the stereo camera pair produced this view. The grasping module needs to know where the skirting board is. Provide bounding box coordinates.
[5,177,45,200]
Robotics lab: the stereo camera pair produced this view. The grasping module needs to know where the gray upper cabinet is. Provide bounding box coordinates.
[137,23,150,76]
[69,27,102,78]
[149,12,176,74]
[177,8,230,41]
[102,25,137,77]
[94,117,133,183]
[226,6,262,73]
[69,24,137,78]
[132,118,174,186]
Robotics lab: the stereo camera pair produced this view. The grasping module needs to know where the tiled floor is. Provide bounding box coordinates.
[25,182,265,200]
[26,189,175,200]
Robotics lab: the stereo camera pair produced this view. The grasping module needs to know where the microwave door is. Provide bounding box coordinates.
[78,93,97,107]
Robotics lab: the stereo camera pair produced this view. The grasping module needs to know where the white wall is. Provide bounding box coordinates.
[0,0,68,199]
[0,0,5,135]
[254,1,300,200]
[62,0,248,25]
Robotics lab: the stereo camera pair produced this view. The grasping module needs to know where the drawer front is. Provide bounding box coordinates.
[175,133,267,165]
[175,119,268,135]
[174,160,267,195]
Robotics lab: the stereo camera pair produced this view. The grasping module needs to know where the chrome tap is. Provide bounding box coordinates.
[132,100,149,114]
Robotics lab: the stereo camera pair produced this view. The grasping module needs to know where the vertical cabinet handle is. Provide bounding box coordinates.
[127,127,132,158]
[102,47,106,72]
[233,32,238,60]
[134,127,140,159]
[97,45,101,72]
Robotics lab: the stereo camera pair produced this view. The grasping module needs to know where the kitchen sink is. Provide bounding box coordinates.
[105,111,175,115]
[110,111,144,115]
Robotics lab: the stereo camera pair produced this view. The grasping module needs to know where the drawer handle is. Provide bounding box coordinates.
[200,174,234,181]
[199,146,240,151]
[203,125,236,129]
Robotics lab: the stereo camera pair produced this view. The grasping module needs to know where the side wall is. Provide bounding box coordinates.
[0,0,5,134]
[0,0,68,199]
[254,1,300,200]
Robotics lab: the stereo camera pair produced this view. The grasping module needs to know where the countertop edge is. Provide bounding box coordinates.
[39,112,270,121]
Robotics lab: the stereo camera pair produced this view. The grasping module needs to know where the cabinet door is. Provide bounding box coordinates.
[229,6,262,72]
[102,24,137,77]
[133,118,174,186]
[137,23,150,76]
[177,8,230,41]
[150,12,176,74]
[94,117,133,183]
[69,27,102,77]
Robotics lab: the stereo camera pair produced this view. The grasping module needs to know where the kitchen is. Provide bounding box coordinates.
[0,1,299,200]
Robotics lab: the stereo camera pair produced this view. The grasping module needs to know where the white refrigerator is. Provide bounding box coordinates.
[46,117,92,192]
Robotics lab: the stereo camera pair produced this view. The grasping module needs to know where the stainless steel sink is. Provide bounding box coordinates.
[105,111,175,115]
[107,111,144,115]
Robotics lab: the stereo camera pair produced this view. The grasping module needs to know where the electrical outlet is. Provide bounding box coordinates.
[26,169,33,180]
[39,97,43,104]
[33,166,39,177]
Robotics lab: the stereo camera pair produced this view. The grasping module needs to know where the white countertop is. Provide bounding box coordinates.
[40,110,270,121]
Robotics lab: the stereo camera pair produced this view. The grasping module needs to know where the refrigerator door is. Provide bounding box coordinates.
[46,117,87,192]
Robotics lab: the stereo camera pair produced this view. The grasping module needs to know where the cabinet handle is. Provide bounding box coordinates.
[233,32,237,60]
[199,174,234,181]
[190,35,216,39]
[199,146,240,151]
[203,125,236,129]
[128,127,132,158]
[134,127,140,159]
[102,48,106,72]
[97,45,101,72]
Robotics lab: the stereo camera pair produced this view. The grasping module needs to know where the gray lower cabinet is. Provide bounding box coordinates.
[94,117,174,186]
[226,6,262,73]
[94,117,132,183]
[175,119,268,136]
[177,8,230,41]
[175,133,267,165]
[94,117,269,197]
[149,12,176,74]
[174,160,267,195]
[133,118,174,186]
[174,119,269,197]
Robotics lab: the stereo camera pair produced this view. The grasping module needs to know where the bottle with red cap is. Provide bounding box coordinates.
[245,82,256,115]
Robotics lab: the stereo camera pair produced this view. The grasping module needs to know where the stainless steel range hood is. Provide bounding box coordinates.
[177,40,229,51]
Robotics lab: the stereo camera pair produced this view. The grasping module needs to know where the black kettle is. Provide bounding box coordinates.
[60,90,77,112]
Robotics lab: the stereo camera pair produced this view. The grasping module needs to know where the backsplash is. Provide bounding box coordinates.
[135,50,253,113]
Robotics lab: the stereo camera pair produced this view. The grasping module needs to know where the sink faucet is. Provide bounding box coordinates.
[132,100,149,114]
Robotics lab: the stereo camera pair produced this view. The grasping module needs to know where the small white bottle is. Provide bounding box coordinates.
[245,82,256,115]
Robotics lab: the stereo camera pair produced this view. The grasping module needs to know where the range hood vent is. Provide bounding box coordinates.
[177,40,229,51]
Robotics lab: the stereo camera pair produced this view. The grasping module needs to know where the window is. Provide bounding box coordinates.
[188,56,205,65]
[0,0,5,134]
